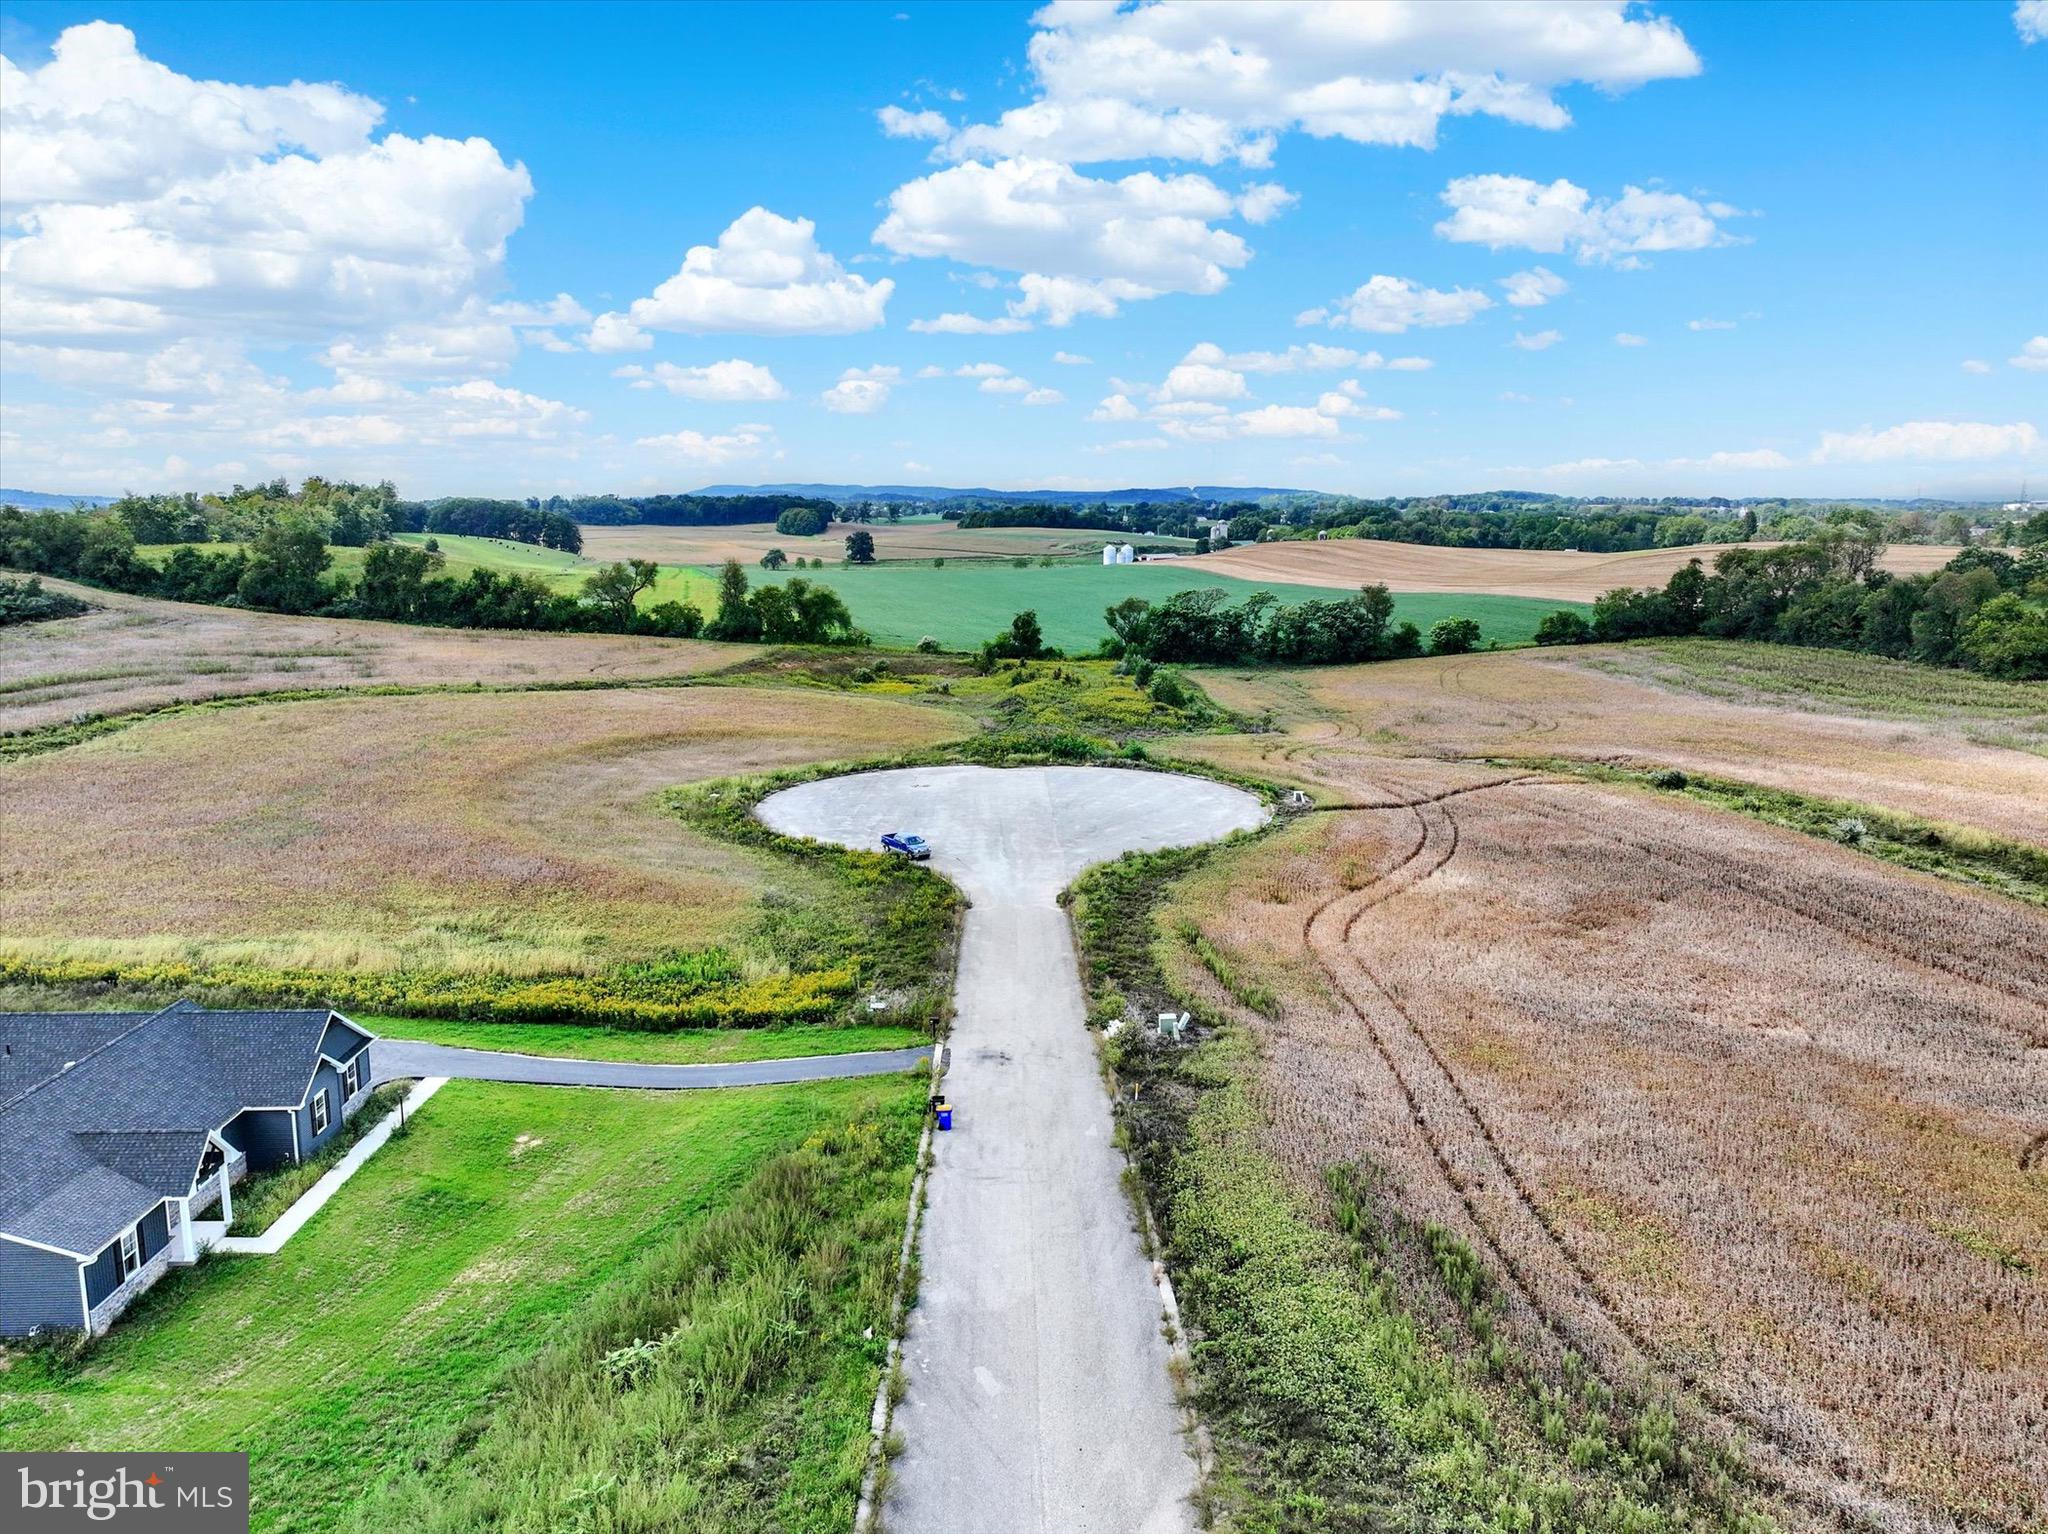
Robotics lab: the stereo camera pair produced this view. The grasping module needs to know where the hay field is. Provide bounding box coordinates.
[0,578,751,733]
[1158,756,2047,1532]
[1195,641,2048,844]
[579,519,1194,566]
[1206,538,1962,603]
[0,685,966,975]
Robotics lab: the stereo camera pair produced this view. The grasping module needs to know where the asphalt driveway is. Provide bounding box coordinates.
[372,1041,932,1089]
[759,764,1265,1534]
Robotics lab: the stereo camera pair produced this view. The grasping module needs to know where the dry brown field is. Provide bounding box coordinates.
[0,685,966,975]
[1194,642,2048,845]
[1158,753,2047,1532]
[578,519,1190,566]
[0,578,751,733]
[1206,538,1962,603]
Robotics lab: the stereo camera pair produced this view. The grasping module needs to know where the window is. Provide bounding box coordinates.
[116,1225,141,1283]
[342,1057,360,1098]
[311,1088,330,1136]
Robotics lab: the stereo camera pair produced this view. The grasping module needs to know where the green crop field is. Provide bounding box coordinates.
[136,533,1581,654]
[744,558,1583,651]
[0,1073,924,1534]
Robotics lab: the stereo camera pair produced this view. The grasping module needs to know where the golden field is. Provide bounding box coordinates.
[1158,641,2047,1530]
[1,576,751,733]
[0,685,965,976]
[578,518,1191,567]
[1205,538,1962,604]
[1194,639,2048,845]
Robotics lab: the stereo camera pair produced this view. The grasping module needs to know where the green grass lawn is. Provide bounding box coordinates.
[227,1082,411,1236]
[738,559,1581,651]
[0,1074,923,1534]
[364,1015,928,1062]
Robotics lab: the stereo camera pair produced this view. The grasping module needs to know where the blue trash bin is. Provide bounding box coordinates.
[935,1101,953,1131]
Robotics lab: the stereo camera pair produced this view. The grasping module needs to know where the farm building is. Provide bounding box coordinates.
[0,1001,377,1337]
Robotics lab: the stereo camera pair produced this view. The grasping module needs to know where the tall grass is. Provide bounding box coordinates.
[345,1102,922,1534]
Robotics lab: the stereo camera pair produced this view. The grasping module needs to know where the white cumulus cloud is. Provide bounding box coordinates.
[877,105,951,139]
[922,1,1699,165]
[2011,336,2048,371]
[1499,266,1568,307]
[908,311,1034,334]
[584,313,651,353]
[2017,1,2048,43]
[874,157,1256,323]
[1,24,534,350]
[604,207,892,337]
[1436,175,1743,264]
[1303,274,1493,333]
[1510,329,1563,351]
[821,365,901,414]
[633,425,775,464]
[613,359,787,401]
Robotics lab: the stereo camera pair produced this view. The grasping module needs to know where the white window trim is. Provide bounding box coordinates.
[117,1226,141,1283]
[311,1088,331,1136]
[342,1057,360,1098]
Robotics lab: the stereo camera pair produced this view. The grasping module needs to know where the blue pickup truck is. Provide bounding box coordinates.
[880,832,931,861]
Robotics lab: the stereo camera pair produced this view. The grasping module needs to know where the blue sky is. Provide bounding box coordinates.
[0,0,2041,499]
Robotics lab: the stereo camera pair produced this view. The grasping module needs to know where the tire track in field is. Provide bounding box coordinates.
[1438,657,1562,737]
[1291,779,1925,1533]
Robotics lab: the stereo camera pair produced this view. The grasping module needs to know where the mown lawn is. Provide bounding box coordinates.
[0,1074,923,1534]
[364,1015,928,1061]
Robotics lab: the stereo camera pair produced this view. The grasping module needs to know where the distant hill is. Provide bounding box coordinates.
[0,487,118,510]
[692,482,1309,506]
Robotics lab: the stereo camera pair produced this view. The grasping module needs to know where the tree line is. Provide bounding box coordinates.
[395,498,582,551]
[103,477,400,547]
[0,505,869,646]
[1534,522,2048,679]
[544,493,840,527]
[1097,585,1483,666]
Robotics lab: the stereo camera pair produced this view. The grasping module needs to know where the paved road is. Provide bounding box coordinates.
[372,1041,932,1089]
[759,765,1266,1534]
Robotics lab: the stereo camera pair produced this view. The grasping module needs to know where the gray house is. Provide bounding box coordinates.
[0,1001,377,1338]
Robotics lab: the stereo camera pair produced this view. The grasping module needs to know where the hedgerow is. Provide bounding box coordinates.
[0,953,858,1030]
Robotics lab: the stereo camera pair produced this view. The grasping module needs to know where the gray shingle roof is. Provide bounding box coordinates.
[0,1001,374,1257]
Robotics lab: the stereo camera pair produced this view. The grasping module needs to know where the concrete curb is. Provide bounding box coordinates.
[201,1077,448,1256]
